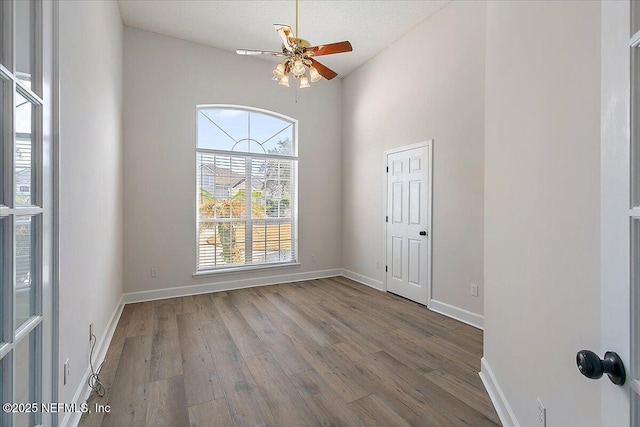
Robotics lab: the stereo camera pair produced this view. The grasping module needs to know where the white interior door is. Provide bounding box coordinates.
[385,142,432,306]
[600,0,636,424]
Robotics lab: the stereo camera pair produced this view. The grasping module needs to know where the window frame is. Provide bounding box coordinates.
[194,104,299,275]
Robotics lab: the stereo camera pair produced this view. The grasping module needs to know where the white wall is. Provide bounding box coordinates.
[483,1,601,426]
[58,0,123,410]
[122,28,343,295]
[342,1,486,321]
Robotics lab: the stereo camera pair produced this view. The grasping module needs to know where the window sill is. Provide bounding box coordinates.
[193,262,301,278]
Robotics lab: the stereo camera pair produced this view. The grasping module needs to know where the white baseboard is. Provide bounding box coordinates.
[340,269,384,291]
[429,299,484,330]
[61,297,124,427]
[341,272,485,332]
[122,268,343,304]
[479,357,520,427]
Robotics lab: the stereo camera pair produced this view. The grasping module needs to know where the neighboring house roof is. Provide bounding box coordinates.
[15,168,31,185]
[200,163,263,191]
[16,168,30,177]
[200,163,245,189]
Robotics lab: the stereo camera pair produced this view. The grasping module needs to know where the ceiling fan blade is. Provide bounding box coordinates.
[310,58,338,80]
[236,49,286,57]
[274,24,296,52]
[309,41,353,57]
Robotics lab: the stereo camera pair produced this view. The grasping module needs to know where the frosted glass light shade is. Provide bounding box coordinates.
[299,75,310,89]
[292,59,305,77]
[273,62,286,79]
[278,74,290,87]
[309,66,321,82]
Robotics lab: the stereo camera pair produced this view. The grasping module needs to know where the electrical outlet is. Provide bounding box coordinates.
[311,255,316,263]
[64,359,70,385]
[470,284,479,297]
[537,398,546,427]
[151,268,158,278]
[89,323,93,341]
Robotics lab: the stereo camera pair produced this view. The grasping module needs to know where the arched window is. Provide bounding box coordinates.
[196,105,297,271]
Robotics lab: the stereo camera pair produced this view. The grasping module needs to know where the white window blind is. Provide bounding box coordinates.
[196,106,297,271]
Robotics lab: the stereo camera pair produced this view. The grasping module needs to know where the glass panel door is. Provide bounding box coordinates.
[0,0,52,426]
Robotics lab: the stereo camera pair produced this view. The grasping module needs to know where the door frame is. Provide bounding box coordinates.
[51,0,60,424]
[600,0,632,424]
[382,140,433,307]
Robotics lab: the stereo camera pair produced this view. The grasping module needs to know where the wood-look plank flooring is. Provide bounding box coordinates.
[79,277,500,427]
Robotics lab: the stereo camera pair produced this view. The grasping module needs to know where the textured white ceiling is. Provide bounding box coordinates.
[117,0,449,77]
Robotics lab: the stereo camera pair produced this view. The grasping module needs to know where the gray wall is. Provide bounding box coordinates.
[483,1,601,425]
[342,1,486,321]
[58,0,123,407]
[122,27,343,294]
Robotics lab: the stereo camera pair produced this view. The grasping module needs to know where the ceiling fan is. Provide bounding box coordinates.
[236,0,352,89]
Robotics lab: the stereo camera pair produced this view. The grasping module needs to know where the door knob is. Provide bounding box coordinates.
[576,350,626,385]
[419,231,427,236]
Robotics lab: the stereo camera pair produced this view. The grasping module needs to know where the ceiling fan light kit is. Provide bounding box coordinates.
[236,0,353,89]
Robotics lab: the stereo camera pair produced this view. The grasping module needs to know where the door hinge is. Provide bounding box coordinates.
[386,166,389,172]
[386,216,388,222]
[385,265,388,272]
